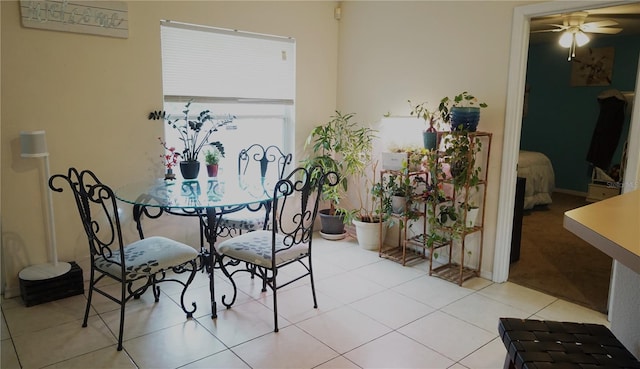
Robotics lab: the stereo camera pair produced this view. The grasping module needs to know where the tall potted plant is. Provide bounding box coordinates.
[301,111,377,239]
[349,160,395,250]
[149,101,234,180]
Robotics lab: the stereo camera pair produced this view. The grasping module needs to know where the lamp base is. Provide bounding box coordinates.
[19,262,72,281]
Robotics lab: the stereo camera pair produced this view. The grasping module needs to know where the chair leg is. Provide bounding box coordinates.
[309,257,318,309]
[83,268,96,329]
[271,267,278,332]
[151,275,160,302]
[217,254,239,310]
[177,259,198,318]
[117,280,126,351]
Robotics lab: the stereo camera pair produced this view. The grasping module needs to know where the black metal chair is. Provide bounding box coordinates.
[49,168,199,351]
[216,166,337,331]
[217,144,293,236]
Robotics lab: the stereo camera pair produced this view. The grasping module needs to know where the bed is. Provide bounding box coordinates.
[517,150,555,210]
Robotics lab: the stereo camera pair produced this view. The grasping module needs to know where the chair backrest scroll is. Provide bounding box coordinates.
[271,166,338,249]
[49,168,125,266]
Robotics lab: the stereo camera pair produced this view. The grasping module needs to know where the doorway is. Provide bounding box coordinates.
[493,0,640,303]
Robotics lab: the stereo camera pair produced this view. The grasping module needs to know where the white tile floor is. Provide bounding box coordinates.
[1,234,609,369]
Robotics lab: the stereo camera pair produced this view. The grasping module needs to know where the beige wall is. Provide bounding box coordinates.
[1,0,538,296]
[337,1,529,278]
[1,1,339,296]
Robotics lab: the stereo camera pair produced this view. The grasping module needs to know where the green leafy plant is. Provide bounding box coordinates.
[421,131,484,248]
[442,132,483,189]
[387,146,430,172]
[149,101,234,162]
[301,111,377,219]
[354,160,394,224]
[408,100,442,131]
[204,144,225,165]
[438,91,488,124]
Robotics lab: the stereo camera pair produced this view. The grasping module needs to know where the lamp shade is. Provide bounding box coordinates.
[575,31,590,47]
[558,32,573,48]
[20,131,48,157]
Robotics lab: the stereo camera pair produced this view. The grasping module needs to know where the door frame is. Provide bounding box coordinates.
[493,0,640,283]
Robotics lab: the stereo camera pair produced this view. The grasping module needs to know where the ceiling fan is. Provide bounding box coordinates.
[531,12,623,61]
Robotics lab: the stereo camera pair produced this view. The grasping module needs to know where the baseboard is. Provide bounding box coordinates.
[554,188,587,197]
[2,286,21,299]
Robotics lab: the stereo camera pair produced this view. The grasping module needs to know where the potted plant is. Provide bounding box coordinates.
[149,101,234,180]
[349,160,393,250]
[438,91,488,132]
[461,202,481,228]
[421,132,483,251]
[410,146,446,249]
[204,144,225,177]
[442,131,483,189]
[159,137,180,180]
[301,111,377,239]
[383,145,430,172]
[408,100,442,150]
[386,173,410,214]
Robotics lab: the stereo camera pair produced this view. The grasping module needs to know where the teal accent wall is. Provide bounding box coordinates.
[522,34,639,193]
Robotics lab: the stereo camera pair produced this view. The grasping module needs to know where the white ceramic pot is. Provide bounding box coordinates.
[466,208,480,228]
[391,195,406,214]
[352,219,388,251]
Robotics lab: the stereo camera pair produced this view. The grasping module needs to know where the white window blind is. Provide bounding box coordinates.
[160,21,295,101]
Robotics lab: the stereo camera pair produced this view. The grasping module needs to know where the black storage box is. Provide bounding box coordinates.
[20,261,84,307]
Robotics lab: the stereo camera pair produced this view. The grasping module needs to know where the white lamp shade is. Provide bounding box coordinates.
[558,32,573,48]
[20,131,48,157]
[575,31,590,47]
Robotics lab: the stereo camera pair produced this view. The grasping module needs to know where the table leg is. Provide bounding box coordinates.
[204,207,218,319]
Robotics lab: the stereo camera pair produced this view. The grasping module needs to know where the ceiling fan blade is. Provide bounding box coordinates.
[584,27,623,34]
[530,28,564,34]
[582,20,619,28]
[530,23,566,33]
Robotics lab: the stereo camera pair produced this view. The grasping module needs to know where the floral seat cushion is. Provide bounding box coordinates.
[95,236,198,280]
[219,208,267,231]
[217,230,309,268]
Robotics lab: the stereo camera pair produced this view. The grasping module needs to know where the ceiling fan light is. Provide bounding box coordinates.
[575,31,590,46]
[559,32,573,48]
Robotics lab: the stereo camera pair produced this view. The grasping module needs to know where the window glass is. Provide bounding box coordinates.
[162,100,291,177]
[160,21,295,177]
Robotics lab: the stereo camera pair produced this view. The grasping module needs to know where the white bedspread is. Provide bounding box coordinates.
[517,150,555,209]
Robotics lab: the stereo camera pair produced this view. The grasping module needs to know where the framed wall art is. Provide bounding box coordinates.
[570,46,614,87]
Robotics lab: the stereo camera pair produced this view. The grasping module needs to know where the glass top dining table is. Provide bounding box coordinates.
[115,177,273,211]
[114,176,275,319]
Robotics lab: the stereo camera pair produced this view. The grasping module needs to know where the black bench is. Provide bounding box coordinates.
[498,317,640,369]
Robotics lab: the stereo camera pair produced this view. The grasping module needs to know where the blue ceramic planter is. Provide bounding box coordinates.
[423,130,437,150]
[451,107,480,132]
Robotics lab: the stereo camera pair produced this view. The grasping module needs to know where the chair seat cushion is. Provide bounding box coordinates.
[219,208,266,231]
[95,236,198,280]
[217,230,309,268]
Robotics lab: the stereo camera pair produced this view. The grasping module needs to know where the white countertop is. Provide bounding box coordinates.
[564,189,640,274]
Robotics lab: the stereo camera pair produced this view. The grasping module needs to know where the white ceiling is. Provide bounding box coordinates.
[529,3,640,44]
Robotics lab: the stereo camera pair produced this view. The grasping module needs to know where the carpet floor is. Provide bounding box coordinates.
[508,192,612,313]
